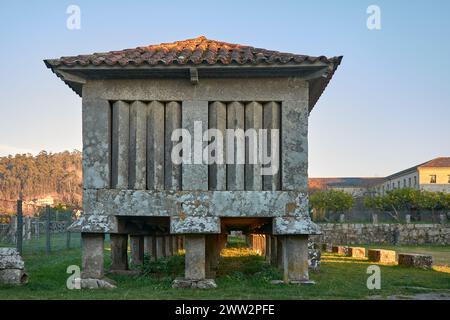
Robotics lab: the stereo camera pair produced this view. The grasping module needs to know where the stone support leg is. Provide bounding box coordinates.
[130,235,144,266]
[81,233,104,279]
[285,235,310,283]
[110,234,128,271]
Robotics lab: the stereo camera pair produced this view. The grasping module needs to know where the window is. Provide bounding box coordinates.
[414,176,417,187]
[430,175,437,184]
[448,175,450,184]
[403,179,406,187]
[397,181,400,188]
[408,177,411,187]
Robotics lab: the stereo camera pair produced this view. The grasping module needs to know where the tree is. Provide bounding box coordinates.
[310,190,354,221]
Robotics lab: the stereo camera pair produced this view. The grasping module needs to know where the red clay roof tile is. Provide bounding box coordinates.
[45,36,341,67]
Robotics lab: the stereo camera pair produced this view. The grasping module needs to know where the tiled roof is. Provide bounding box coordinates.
[419,157,450,168]
[45,36,341,67]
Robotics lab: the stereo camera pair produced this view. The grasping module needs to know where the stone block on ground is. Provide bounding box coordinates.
[347,247,366,258]
[0,248,28,285]
[398,253,433,269]
[79,277,117,289]
[368,249,396,263]
[321,243,333,252]
[172,278,217,289]
[332,245,348,255]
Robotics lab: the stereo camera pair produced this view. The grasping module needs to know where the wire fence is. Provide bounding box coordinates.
[0,199,82,255]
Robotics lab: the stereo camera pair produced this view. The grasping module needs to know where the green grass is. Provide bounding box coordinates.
[0,240,449,300]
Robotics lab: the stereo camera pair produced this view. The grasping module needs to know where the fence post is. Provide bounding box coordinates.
[16,199,23,255]
[66,220,71,249]
[46,206,51,254]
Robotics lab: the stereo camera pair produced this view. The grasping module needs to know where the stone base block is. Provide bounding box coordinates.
[0,269,28,285]
[79,277,117,289]
[368,249,397,263]
[398,253,433,269]
[321,243,333,252]
[332,246,348,255]
[347,247,366,258]
[172,278,217,289]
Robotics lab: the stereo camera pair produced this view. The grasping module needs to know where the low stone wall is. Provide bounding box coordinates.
[311,223,450,245]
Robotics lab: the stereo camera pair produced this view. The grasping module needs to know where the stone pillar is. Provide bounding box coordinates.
[144,235,156,261]
[276,236,284,269]
[110,234,128,271]
[156,236,165,259]
[130,235,144,266]
[172,236,178,255]
[185,235,206,280]
[270,236,277,265]
[440,214,446,225]
[165,236,172,256]
[205,235,218,278]
[265,235,271,261]
[405,214,411,224]
[285,235,310,283]
[339,214,345,223]
[81,233,104,279]
[372,213,378,224]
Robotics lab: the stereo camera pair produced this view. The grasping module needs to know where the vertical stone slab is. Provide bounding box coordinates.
[144,235,155,261]
[185,235,206,280]
[265,235,271,260]
[82,98,111,189]
[277,236,284,269]
[172,236,178,255]
[81,233,104,279]
[263,101,281,190]
[205,234,218,278]
[165,101,182,190]
[226,102,245,190]
[110,234,128,271]
[270,236,277,265]
[156,236,165,259]
[281,99,308,191]
[112,101,130,189]
[286,235,309,281]
[129,101,147,190]
[130,235,144,266]
[245,102,263,191]
[208,101,227,190]
[182,100,208,190]
[165,235,172,256]
[147,101,165,190]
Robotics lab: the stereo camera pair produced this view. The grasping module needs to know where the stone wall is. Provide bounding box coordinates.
[311,223,450,245]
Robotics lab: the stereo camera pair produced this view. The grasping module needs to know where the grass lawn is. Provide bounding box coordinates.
[1,239,449,300]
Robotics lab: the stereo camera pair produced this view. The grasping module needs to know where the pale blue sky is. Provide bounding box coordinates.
[0,0,449,177]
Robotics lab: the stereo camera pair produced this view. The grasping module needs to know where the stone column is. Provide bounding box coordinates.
[165,235,173,256]
[171,236,178,255]
[270,236,277,265]
[130,235,144,266]
[285,235,310,283]
[144,235,155,261]
[81,233,104,279]
[156,236,165,259]
[276,235,284,269]
[205,235,218,278]
[405,214,411,224]
[185,235,206,280]
[110,234,128,271]
[265,235,271,261]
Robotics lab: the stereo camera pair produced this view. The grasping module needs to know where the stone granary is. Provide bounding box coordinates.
[45,36,342,287]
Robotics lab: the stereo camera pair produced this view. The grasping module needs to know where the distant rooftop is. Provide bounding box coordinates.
[309,177,384,190]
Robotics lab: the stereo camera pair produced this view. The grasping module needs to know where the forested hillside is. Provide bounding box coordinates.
[0,151,82,210]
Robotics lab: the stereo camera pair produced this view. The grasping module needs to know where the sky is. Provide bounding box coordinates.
[0,0,449,177]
